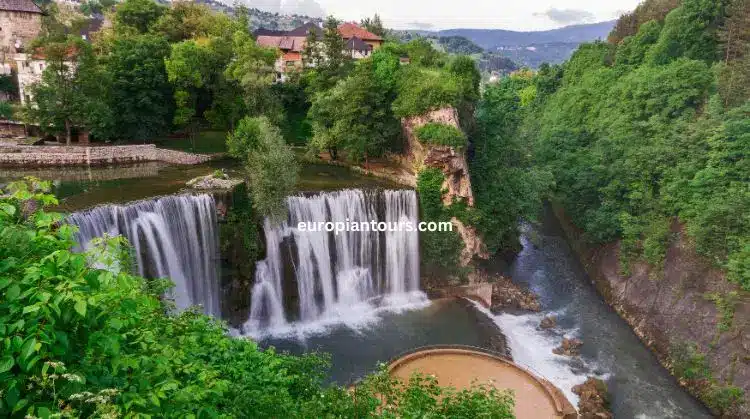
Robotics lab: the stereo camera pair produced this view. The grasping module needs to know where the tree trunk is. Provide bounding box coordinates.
[65,119,71,146]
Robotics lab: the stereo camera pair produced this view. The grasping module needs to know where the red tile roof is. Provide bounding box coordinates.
[256,35,307,52]
[337,22,382,41]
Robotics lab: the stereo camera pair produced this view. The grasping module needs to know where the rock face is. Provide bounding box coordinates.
[451,217,489,266]
[403,108,475,206]
[402,107,486,264]
[553,337,583,356]
[490,276,541,313]
[187,173,244,191]
[555,206,750,416]
[572,377,613,419]
[540,315,557,329]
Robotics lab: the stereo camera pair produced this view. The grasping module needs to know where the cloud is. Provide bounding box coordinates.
[533,8,596,25]
[280,0,325,18]
[405,21,435,30]
[248,0,281,13]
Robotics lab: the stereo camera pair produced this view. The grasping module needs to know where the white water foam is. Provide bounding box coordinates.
[471,302,609,406]
[246,189,424,338]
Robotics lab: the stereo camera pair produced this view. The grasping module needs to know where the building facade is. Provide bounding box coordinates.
[0,0,43,60]
[255,22,384,82]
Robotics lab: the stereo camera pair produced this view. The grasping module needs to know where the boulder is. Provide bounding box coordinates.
[572,377,613,419]
[540,315,557,329]
[187,172,243,191]
[490,276,541,313]
[553,337,583,356]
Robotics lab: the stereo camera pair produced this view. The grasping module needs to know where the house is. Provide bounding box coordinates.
[254,22,384,81]
[14,51,49,105]
[337,22,383,51]
[0,0,43,60]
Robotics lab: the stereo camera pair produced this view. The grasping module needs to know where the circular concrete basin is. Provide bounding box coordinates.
[388,346,576,419]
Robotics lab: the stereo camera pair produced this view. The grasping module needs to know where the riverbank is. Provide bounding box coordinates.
[0,144,215,166]
[552,204,748,417]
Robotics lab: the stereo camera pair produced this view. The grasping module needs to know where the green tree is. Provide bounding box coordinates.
[26,37,112,144]
[106,34,173,141]
[309,56,401,163]
[114,0,166,34]
[227,116,299,219]
[305,16,352,93]
[361,13,386,37]
[225,32,281,122]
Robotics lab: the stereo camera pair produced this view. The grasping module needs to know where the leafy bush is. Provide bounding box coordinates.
[393,67,461,118]
[416,122,467,149]
[417,168,466,278]
[227,116,299,220]
[0,179,517,417]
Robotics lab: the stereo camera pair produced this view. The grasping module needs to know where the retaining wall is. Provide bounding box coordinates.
[0,144,212,166]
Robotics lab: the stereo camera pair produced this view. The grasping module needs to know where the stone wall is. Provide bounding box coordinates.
[0,144,213,166]
[402,107,485,264]
[0,121,26,137]
[402,107,475,206]
[554,206,749,416]
[0,11,42,56]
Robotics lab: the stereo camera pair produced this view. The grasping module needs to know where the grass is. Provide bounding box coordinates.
[153,130,228,154]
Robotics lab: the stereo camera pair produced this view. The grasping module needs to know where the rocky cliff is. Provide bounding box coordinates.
[402,107,487,265]
[555,206,749,417]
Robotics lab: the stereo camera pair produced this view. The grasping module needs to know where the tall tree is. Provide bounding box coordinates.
[361,14,386,37]
[305,16,352,93]
[26,37,111,144]
[114,0,166,34]
[107,34,173,141]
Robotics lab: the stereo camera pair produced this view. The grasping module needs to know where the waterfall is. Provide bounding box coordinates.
[67,194,221,317]
[247,189,424,333]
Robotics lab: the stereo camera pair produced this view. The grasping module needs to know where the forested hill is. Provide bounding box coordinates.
[438,21,616,49]
[481,1,749,411]
[487,0,748,327]
[407,21,616,67]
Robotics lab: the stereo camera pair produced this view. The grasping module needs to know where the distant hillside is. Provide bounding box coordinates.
[397,21,616,68]
[438,21,616,49]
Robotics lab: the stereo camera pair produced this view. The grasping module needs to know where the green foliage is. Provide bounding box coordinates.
[670,342,745,416]
[469,77,552,254]
[646,0,727,65]
[227,116,299,219]
[392,66,461,118]
[417,168,465,278]
[0,180,516,417]
[106,34,173,141]
[704,291,739,332]
[114,0,166,34]
[416,123,467,149]
[0,75,15,94]
[615,20,663,67]
[25,36,112,143]
[0,101,13,120]
[361,13,387,38]
[304,16,353,93]
[309,58,401,162]
[439,36,484,55]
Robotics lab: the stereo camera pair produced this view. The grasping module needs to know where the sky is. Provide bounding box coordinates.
[246,0,643,31]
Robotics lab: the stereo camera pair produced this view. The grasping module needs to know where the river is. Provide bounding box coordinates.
[2,162,711,417]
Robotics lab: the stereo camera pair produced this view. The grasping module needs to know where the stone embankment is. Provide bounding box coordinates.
[554,205,750,417]
[0,144,213,166]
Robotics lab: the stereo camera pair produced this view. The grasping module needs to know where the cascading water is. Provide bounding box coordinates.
[246,189,425,335]
[67,194,221,317]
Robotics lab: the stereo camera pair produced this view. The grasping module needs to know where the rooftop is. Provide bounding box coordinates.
[337,22,382,41]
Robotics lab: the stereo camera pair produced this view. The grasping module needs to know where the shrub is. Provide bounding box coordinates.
[393,67,461,118]
[417,168,465,278]
[416,122,467,149]
[0,179,516,417]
